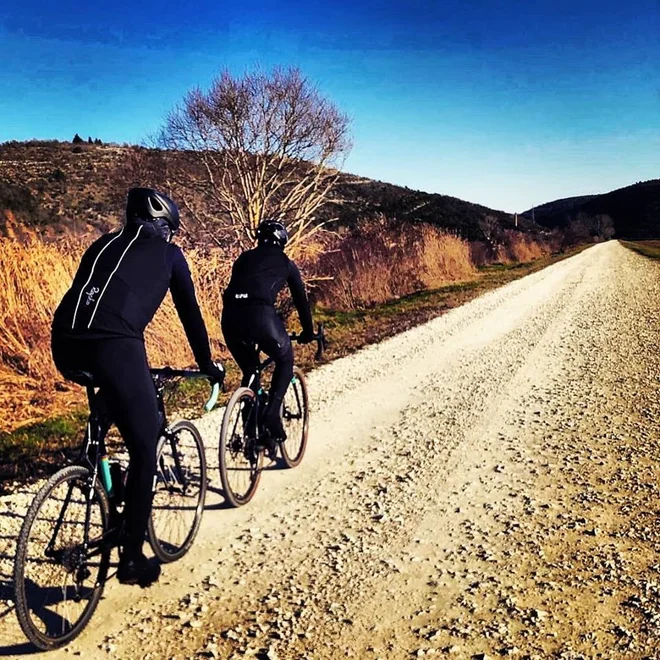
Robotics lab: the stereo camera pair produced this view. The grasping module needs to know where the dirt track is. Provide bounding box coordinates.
[3,240,660,659]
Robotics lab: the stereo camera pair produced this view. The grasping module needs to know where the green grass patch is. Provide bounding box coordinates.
[621,240,660,260]
[0,410,88,489]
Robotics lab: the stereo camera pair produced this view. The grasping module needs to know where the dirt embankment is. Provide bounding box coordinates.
[2,241,660,659]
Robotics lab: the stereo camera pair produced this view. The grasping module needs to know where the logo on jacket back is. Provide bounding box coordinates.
[235,293,249,299]
[85,286,100,306]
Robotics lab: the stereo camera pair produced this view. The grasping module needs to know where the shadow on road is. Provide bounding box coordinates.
[0,641,39,657]
[204,457,285,511]
[0,503,22,621]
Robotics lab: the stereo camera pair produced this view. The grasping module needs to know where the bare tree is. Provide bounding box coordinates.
[593,213,615,240]
[478,215,500,252]
[564,212,615,245]
[158,67,352,250]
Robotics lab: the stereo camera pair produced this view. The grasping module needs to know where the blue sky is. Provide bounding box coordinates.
[1,0,658,211]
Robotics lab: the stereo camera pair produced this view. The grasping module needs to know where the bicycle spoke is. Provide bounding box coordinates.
[148,421,206,562]
[219,388,263,506]
[14,466,110,649]
[280,369,309,468]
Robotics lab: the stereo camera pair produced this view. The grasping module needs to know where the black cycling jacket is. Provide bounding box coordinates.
[222,244,313,334]
[52,225,212,367]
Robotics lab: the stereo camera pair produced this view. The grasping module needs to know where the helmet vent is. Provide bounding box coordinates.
[148,197,164,213]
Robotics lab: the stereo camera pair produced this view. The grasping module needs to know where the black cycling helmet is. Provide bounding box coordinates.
[126,188,180,242]
[256,220,288,248]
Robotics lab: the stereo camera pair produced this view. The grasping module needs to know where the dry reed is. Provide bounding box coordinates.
[0,224,229,432]
[0,217,550,432]
[501,230,549,263]
[314,221,475,310]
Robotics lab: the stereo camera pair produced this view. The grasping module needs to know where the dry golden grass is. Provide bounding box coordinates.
[0,217,551,432]
[0,217,79,430]
[413,224,476,289]
[470,231,551,267]
[0,221,230,432]
[314,220,475,310]
[502,230,549,263]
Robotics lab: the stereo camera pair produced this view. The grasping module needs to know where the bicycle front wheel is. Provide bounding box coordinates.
[13,465,111,650]
[219,387,263,507]
[147,420,207,562]
[280,367,309,468]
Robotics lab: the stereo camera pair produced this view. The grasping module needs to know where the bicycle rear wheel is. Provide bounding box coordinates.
[219,387,263,507]
[147,420,207,562]
[13,465,111,650]
[280,367,309,468]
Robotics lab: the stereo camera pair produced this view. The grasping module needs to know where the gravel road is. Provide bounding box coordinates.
[2,240,660,659]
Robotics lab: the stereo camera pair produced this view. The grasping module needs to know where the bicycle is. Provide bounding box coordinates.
[218,324,327,507]
[12,367,220,651]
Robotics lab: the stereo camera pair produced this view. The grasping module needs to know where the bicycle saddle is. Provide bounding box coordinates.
[62,369,97,387]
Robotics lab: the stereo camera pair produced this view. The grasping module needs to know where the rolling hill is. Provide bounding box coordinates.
[523,180,660,239]
[0,140,530,242]
[3,139,654,241]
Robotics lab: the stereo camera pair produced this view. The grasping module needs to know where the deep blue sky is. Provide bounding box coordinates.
[1,0,658,211]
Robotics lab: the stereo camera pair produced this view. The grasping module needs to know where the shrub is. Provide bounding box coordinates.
[0,228,228,431]
[314,218,475,310]
[470,241,490,267]
[501,230,548,262]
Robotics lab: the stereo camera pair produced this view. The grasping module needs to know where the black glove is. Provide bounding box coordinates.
[298,328,316,345]
[201,360,225,386]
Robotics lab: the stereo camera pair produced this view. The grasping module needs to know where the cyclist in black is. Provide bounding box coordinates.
[221,220,314,457]
[51,188,224,587]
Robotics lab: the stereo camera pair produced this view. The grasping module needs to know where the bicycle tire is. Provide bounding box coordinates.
[147,420,207,562]
[280,367,309,468]
[14,465,111,650]
[218,387,263,507]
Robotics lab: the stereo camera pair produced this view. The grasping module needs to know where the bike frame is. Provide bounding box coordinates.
[44,369,217,567]
[240,324,326,442]
[44,386,124,573]
[243,353,274,443]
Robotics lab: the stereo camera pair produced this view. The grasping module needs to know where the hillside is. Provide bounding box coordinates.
[2,139,656,243]
[326,174,527,240]
[0,140,531,242]
[0,140,125,234]
[523,180,660,239]
[522,194,597,226]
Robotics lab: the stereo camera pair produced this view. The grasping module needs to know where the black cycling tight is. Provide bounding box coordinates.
[221,304,294,405]
[51,334,159,559]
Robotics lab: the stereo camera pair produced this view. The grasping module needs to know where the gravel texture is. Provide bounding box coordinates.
[2,241,660,659]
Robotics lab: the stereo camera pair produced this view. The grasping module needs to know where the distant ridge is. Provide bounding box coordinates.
[0,140,532,242]
[523,180,660,239]
[1,139,656,240]
[522,195,598,226]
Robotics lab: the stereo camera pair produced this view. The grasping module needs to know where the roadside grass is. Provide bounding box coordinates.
[312,245,590,360]
[621,240,660,260]
[0,412,88,491]
[0,244,590,488]
[0,367,242,489]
